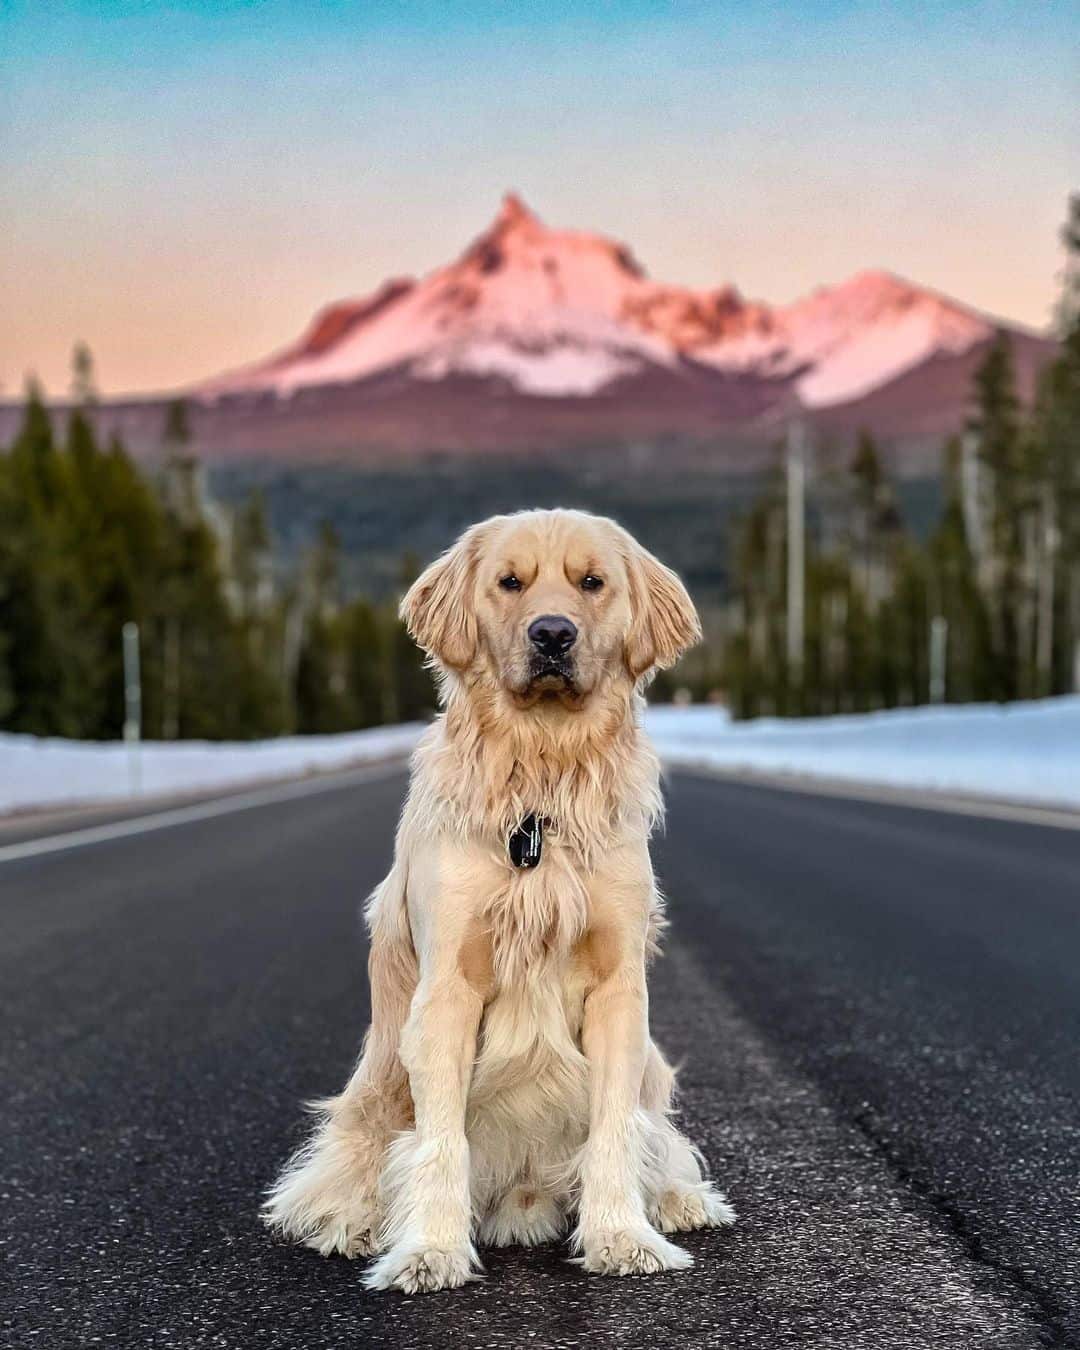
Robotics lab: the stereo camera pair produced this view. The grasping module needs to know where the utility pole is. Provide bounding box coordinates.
[122,622,142,795]
[786,420,807,696]
[929,615,948,704]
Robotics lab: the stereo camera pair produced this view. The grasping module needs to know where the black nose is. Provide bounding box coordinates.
[528,614,578,658]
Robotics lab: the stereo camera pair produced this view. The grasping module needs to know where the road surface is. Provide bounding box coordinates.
[2,765,1078,1349]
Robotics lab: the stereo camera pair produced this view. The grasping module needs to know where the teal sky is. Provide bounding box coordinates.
[1,1,1076,395]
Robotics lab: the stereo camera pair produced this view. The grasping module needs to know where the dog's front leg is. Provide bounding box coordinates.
[364,972,482,1293]
[574,961,692,1275]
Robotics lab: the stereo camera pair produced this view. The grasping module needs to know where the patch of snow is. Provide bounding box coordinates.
[645,698,1080,809]
[414,335,644,396]
[0,724,425,817]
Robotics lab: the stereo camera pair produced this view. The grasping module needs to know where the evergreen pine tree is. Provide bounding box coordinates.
[163,397,191,451]
[387,552,435,721]
[71,341,97,406]
[341,598,385,728]
[1034,195,1080,693]
[295,523,353,733]
[970,336,1026,700]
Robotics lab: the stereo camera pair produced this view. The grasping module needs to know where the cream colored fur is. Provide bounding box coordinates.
[263,509,735,1293]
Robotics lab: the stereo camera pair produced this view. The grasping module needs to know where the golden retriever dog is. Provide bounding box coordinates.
[263,508,735,1292]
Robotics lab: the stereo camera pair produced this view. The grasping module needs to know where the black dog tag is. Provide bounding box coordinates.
[509,813,543,868]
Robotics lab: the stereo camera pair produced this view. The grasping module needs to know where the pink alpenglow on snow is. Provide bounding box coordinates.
[200,195,1006,409]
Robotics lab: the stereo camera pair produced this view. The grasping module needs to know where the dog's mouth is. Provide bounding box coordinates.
[529,652,576,687]
[513,657,583,708]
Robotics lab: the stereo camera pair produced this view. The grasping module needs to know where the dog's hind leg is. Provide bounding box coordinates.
[640,1040,736,1235]
[262,870,417,1258]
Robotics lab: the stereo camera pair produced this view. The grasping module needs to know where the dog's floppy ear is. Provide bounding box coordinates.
[400,525,485,670]
[624,539,701,678]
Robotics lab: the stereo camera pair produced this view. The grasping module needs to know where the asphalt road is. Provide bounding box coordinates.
[3,765,1078,1349]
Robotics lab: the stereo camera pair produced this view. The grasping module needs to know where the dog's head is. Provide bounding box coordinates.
[401,509,700,709]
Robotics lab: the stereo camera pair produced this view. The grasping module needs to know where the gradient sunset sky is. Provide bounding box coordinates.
[1,0,1075,397]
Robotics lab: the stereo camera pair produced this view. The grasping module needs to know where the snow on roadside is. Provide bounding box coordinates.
[645,697,1080,809]
[0,724,425,817]
[2,698,1078,818]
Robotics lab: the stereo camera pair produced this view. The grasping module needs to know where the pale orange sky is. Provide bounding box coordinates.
[1,1,1075,398]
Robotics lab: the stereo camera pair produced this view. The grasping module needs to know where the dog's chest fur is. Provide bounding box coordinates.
[465,846,596,1172]
[481,835,590,981]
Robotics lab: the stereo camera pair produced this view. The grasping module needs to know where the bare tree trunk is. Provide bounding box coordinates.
[1036,484,1057,695]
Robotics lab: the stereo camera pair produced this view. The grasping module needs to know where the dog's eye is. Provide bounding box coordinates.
[581,575,604,592]
[498,574,522,592]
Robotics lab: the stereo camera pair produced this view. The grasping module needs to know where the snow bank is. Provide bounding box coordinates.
[645,698,1080,809]
[0,724,425,816]
[2,698,1077,818]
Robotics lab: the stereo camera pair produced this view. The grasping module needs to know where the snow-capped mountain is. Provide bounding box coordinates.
[200,193,1002,410]
[6,194,1044,468]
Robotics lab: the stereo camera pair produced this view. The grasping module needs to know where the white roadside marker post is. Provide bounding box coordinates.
[122,621,143,797]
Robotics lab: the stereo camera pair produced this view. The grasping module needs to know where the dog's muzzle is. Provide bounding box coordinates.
[526,614,578,690]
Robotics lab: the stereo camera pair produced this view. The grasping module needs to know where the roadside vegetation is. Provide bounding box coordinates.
[0,383,432,740]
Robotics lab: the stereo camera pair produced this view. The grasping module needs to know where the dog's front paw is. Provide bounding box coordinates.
[649,1183,736,1234]
[578,1224,693,1276]
[363,1242,480,1294]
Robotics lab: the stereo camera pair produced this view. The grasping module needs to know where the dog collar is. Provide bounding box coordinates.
[509,813,543,869]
